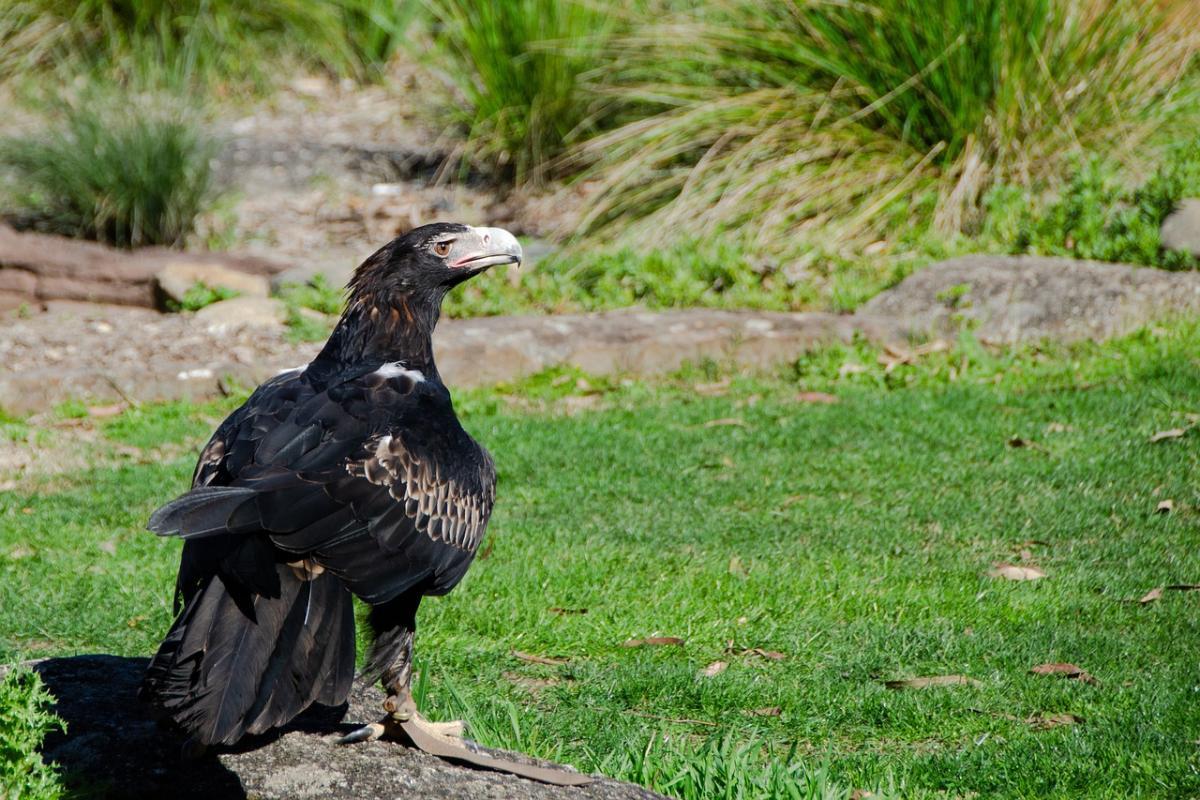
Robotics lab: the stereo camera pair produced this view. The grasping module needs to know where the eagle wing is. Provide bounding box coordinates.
[151,366,495,607]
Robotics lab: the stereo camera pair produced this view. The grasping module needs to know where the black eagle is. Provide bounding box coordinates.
[141,223,521,748]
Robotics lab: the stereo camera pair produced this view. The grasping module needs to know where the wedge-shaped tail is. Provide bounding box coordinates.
[141,562,355,746]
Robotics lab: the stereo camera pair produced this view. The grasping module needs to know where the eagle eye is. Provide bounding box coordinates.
[433,240,452,257]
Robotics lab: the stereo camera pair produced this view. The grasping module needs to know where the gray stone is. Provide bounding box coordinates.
[858,254,1200,345]
[270,257,357,293]
[6,254,1200,413]
[1160,198,1200,257]
[17,655,662,800]
[193,296,288,334]
[157,261,271,307]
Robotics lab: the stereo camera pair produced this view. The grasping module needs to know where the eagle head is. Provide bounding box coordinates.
[350,223,523,300]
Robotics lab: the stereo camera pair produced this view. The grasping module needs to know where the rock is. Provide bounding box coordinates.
[156,262,270,308]
[1160,198,1200,257]
[193,296,288,334]
[270,257,357,293]
[0,223,291,308]
[858,254,1200,345]
[434,309,867,387]
[16,655,662,800]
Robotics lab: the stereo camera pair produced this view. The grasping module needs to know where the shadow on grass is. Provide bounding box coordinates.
[34,654,349,799]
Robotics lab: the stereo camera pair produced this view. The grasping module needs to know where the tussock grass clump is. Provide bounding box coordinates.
[571,0,1199,255]
[0,0,412,90]
[0,100,219,248]
[0,666,64,800]
[425,0,614,182]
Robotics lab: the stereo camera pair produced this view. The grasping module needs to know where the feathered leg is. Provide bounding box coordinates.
[339,592,464,745]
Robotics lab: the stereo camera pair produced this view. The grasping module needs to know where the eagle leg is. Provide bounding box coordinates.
[337,592,465,745]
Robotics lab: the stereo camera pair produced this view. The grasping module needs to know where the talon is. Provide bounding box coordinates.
[337,721,387,744]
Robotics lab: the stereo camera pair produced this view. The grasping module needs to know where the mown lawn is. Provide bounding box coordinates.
[2,325,1200,799]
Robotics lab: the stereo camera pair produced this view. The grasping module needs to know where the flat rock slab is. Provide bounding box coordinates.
[861,254,1200,345]
[3,255,1200,413]
[23,655,660,800]
[0,304,870,414]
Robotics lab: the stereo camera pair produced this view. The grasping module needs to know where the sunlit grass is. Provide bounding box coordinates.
[4,322,1200,798]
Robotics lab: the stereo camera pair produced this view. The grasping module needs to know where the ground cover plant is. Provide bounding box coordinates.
[3,322,1199,798]
[0,667,63,800]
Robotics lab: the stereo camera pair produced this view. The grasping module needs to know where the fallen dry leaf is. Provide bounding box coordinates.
[700,661,728,678]
[1156,499,1175,514]
[1030,663,1098,684]
[728,556,747,577]
[850,791,875,800]
[503,671,560,692]
[623,636,685,648]
[511,650,569,666]
[1139,587,1163,604]
[884,675,982,690]
[1027,712,1083,729]
[1150,428,1188,443]
[1045,422,1074,433]
[1019,548,1034,562]
[1167,583,1200,591]
[795,391,839,405]
[748,706,782,717]
[989,562,1047,581]
[742,648,786,661]
[548,607,588,615]
[704,417,747,428]
[87,403,127,418]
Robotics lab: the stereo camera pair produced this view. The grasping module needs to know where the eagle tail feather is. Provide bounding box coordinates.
[141,563,356,746]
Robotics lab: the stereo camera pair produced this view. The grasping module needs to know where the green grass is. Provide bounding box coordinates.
[4,324,1200,798]
[0,667,64,800]
[570,0,1199,254]
[424,0,616,182]
[0,96,218,248]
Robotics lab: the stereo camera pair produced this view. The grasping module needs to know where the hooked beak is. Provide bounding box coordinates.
[448,226,523,272]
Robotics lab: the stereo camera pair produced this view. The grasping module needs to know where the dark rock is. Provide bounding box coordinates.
[1160,198,1200,257]
[17,655,662,800]
[858,254,1200,344]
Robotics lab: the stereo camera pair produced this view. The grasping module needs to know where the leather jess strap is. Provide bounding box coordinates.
[397,718,594,786]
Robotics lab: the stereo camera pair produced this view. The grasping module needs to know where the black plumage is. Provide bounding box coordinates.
[141,223,522,746]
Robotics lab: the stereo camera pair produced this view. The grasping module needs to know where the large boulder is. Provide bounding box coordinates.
[859,254,1200,344]
[1160,198,1200,257]
[24,655,663,800]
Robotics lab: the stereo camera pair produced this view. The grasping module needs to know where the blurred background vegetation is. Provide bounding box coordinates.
[0,0,1196,314]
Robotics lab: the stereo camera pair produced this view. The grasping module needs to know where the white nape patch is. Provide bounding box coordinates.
[374,362,425,383]
[275,365,306,377]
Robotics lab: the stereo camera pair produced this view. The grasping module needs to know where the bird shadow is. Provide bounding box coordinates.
[32,654,350,800]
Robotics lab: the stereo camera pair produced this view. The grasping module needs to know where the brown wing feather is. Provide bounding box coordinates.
[347,433,494,554]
